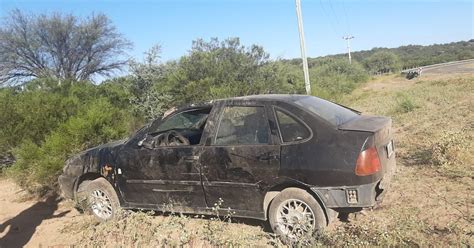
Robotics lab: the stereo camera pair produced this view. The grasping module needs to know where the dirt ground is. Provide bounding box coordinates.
[0,179,81,247]
[0,61,472,247]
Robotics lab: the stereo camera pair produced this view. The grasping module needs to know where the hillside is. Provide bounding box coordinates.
[286,40,474,69]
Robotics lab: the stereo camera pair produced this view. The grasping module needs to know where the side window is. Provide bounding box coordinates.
[155,109,209,133]
[275,109,310,143]
[215,106,270,145]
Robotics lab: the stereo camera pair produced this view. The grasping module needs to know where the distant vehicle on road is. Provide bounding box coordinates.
[59,94,396,242]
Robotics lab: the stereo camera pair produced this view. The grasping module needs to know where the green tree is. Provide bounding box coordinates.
[127,44,173,120]
[126,38,304,120]
[0,9,131,85]
[309,58,368,101]
[364,51,401,74]
[166,37,301,104]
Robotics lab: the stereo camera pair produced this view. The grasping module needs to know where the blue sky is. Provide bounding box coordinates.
[0,0,472,62]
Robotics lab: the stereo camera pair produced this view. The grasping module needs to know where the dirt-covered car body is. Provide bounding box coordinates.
[59,94,396,221]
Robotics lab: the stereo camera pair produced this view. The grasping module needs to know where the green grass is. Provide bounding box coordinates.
[394,93,418,113]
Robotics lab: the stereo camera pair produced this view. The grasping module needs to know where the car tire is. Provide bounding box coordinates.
[76,177,120,221]
[268,187,327,244]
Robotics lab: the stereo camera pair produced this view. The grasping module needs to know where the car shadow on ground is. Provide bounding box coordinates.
[0,193,70,248]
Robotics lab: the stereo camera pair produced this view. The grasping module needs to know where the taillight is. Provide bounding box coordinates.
[355,147,381,176]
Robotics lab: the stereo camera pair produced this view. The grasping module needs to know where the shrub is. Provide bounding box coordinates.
[395,93,418,113]
[5,87,134,193]
[309,58,369,101]
[364,51,401,74]
[129,38,305,118]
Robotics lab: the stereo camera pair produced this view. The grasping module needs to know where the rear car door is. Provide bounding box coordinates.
[199,102,281,214]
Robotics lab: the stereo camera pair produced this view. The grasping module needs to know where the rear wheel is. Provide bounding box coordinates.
[268,188,326,244]
[76,177,119,221]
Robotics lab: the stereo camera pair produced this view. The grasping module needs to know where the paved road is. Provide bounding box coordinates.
[402,59,474,75]
[422,60,473,74]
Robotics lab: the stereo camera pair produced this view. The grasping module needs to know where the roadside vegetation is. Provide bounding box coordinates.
[0,10,473,247]
[1,79,136,193]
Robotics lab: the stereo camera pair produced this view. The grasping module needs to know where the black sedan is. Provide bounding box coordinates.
[59,94,396,241]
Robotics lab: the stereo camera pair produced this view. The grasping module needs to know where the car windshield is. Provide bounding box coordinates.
[293,96,359,126]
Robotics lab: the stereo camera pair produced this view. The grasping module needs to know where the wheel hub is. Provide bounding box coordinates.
[90,189,113,219]
[276,199,316,240]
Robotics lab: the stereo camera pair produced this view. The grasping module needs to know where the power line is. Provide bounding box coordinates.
[321,0,354,64]
[327,0,342,30]
[318,0,339,37]
[341,0,352,34]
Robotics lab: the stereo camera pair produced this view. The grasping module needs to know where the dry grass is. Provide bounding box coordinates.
[66,74,474,247]
[62,208,275,247]
[334,75,474,246]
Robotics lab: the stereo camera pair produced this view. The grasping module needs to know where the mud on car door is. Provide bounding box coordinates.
[200,103,281,216]
[116,108,213,210]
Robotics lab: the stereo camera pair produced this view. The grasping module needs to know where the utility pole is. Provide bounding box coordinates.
[343,35,354,64]
[295,0,311,95]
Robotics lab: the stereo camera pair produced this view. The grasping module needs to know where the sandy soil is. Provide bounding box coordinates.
[0,179,81,248]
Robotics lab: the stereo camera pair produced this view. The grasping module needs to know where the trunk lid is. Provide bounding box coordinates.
[339,115,391,133]
[339,116,393,156]
[339,116,394,160]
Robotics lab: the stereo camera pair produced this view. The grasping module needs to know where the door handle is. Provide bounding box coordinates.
[258,154,278,161]
[184,155,200,161]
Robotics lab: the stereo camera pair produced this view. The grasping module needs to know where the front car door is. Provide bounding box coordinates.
[200,101,281,217]
[117,107,213,211]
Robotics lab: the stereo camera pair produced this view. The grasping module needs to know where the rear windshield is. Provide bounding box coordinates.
[293,96,359,126]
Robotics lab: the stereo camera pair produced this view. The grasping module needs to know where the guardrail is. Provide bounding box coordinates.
[401,59,474,74]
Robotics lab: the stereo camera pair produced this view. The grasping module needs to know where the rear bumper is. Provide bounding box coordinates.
[312,145,397,210]
[58,174,76,199]
[311,180,384,209]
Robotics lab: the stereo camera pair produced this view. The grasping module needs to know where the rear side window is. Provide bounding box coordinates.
[293,96,358,126]
[215,106,270,145]
[275,109,310,143]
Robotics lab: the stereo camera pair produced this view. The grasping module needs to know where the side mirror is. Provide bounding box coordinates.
[137,134,154,149]
[137,136,146,147]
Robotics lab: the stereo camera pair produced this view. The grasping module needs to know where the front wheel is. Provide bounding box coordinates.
[268,188,327,244]
[76,177,120,221]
